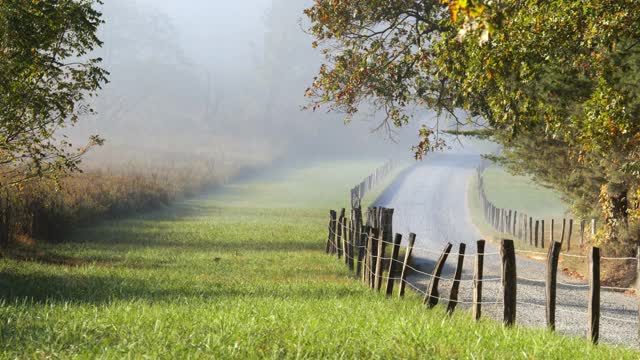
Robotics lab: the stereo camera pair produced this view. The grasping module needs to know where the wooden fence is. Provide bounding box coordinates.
[350,160,395,209]
[476,164,596,252]
[325,207,640,345]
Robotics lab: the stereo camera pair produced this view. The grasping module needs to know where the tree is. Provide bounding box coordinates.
[305,1,640,252]
[0,0,107,187]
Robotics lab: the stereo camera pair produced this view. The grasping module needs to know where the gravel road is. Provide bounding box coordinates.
[374,152,638,347]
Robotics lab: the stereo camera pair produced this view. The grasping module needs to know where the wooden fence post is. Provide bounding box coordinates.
[343,218,350,266]
[326,210,337,254]
[518,214,522,240]
[374,228,387,291]
[357,225,368,279]
[494,206,497,230]
[337,208,345,258]
[529,217,533,246]
[588,246,601,344]
[381,208,394,248]
[567,219,573,252]
[473,240,485,321]
[580,220,585,245]
[591,219,596,240]
[503,209,507,233]
[342,218,349,266]
[561,218,566,245]
[513,211,517,237]
[363,227,372,284]
[424,242,453,308]
[541,220,545,249]
[546,241,562,331]
[368,228,379,288]
[535,220,539,247]
[385,234,403,296]
[349,220,358,271]
[501,239,517,326]
[350,208,362,270]
[447,243,466,314]
[336,212,344,259]
[551,219,555,243]
[398,233,416,298]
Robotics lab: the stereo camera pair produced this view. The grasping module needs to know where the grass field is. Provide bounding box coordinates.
[468,166,574,247]
[0,160,637,358]
[482,167,568,218]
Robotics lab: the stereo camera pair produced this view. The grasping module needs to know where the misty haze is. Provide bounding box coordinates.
[1,1,639,357]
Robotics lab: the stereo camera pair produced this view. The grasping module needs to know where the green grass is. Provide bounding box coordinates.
[0,160,636,358]
[482,166,567,218]
[469,167,586,252]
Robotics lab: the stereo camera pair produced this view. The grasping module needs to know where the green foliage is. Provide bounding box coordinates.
[0,0,107,186]
[305,0,640,252]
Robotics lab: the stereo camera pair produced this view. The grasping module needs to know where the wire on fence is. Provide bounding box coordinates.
[327,198,640,334]
[330,223,640,262]
[330,237,640,332]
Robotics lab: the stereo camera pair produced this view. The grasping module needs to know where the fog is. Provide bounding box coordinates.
[72,0,453,173]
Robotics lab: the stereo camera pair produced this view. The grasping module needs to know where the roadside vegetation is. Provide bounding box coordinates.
[1,160,637,358]
[481,167,567,218]
[0,146,270,249]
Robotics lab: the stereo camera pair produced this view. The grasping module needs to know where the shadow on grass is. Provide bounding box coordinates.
[76,235,324,254]
[2,246,86,267]
[2,190,332,303]
[0,269,363,305]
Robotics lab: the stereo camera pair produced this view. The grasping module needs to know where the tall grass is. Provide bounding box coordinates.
[0,148,271,247]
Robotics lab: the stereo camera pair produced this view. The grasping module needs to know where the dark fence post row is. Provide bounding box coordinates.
[320,160,617,345]
[326,207,612,344]
[323,214,617,345]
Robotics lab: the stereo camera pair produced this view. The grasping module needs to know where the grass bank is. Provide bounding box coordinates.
[481,167,567,218]
[0,160,636,358]
[467,166,636,286]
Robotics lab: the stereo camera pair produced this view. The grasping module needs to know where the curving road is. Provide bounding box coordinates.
[375,152,638,347]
